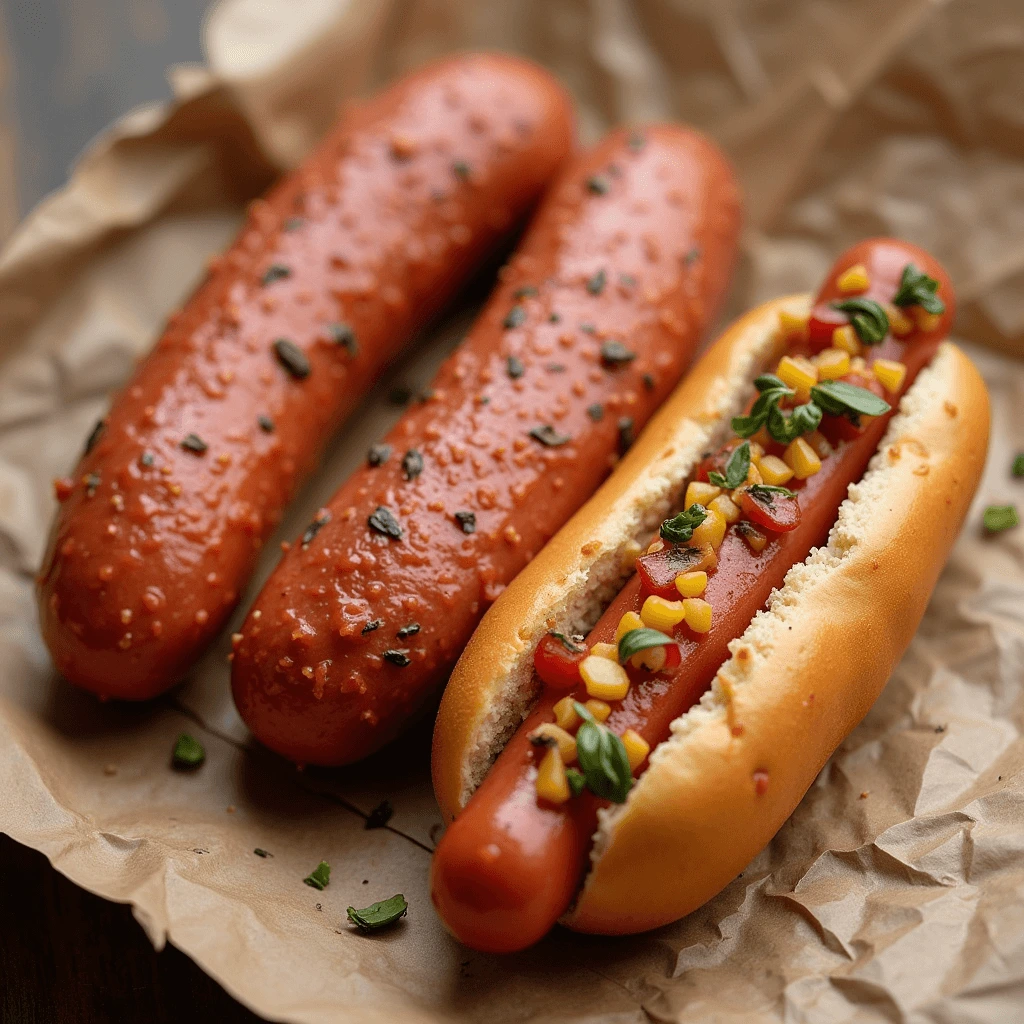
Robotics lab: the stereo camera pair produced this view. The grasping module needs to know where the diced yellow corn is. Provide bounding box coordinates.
[580,655,630,701]
[783,437,822,479]
[873,358,906,394]
[805,430,833,459]
[836,263,870,293]
[630,645,667,672]
[746,462,763,486]
[585,699,611,722]
[709,494,741,525]
[850,356,867,374]
[683,598,713,634]
[590,641,619,661]
[621,729,651,771]
[530,723,577,764]
[675,570,708,598]
[748,441,765,466]
[615,611,645,644]
[737,522,767,553]
[814,347,850,381]
[640,595,686,631]
[915,309,941,332]
[832,324,861,355]
[776,355,818,400]
[685,480,721,510]
[553,695,581,732]
[886,303,914,337]
[777,309,809,341]
[620,539,642,570]
[535,745,570,804]
[757,454,794,486]
[691,507,727,550]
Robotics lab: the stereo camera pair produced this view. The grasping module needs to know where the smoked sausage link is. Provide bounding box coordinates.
[231,125,742,765]
[37,53,575,700]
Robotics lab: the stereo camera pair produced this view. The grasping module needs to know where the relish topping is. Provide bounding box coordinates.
[529,260,939,807]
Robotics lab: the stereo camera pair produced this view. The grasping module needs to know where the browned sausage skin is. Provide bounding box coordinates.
[37,53,575,700]
[231,125,742,765]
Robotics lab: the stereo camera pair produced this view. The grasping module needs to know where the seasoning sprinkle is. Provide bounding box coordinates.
[600,340,637,365]
[368,506,403,539]
[529,425,571,447]
[507,355,525,379]
[513,285,538,299]
[172,733,205,769]
[257,414,275,433]
[504,305,527,330]
[362,619,384,635]
[273,338,311,379]
[254,848,272,858]
[303,861,331,890]
[367,443,392,467]
[618,417,635,454]
[643,372,656,391]
[402,449,424,481]
[452,161,471,181]
[546,362,566,373]
[549,312,561,323]
[454,510,477,534]
[586,269,607,295]
[366,800,394,829]
[587,403,604,422]
[685,247,701,265]
[261,263,291,286]
[283,217,304,231]
[140,452,155,468]
[301,511,331,548]
[85,472,101,496]
[84,419,106,455]
[586,174,610,195]
[627,132,646,152]
[383,649,411,667]
[580,322,596,335]
[619,273,637,288]
[327,322,358,354]
[181,433,208,455]
[396,623,421,639]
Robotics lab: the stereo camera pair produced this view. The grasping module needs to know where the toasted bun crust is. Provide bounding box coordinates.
[432,300,989,935]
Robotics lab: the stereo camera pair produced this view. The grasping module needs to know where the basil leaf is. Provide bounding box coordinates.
[617,627,674,663]
[347,894,408,931]
[732,386,793,437]
[893,263,945,316]
[660,505,708,544]
[754,374,787,393]
[565,767,586,797]
[766,400,822,444]
[708,441,750,489]
[573,716,633,804]
[548,630,586,654]
[831,298,889,345]
[811,380,891,418]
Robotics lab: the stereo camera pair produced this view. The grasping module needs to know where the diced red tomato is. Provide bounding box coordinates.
[807,302,849,352]
[738,487,801,533]
[533,632,588,690]
[636,544,718,599]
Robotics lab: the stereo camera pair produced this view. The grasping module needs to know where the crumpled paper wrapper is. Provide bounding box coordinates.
[2,1,1023,1021]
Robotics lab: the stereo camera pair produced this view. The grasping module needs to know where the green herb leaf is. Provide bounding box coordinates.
[1013,453,1024,477]
[572,708,633,804]
[831,298,889,345]
[549,630,586,654]
[347,894,408,931]
[617,627,674,664]
[766,399,822,444]
[660,505,708,544]
[303,861,331,890]
[708,441,750,489]
[983,505,1019,533]
[565,767,586,797]
[452,161,471,181]
[172,733,205,769]
[892,263,945,315]
[754,374,788,393]
[732,383,794,438]
[513,285,538,299]
[811,380,891,419]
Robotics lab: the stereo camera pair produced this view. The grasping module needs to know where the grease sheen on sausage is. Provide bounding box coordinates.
[231,125,742,765]
[429,240,954,953]
[37,53,575,700]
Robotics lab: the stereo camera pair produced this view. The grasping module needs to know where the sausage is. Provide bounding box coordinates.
[36,53,575,700]
[231,125,742,765]
[429,240,955,953]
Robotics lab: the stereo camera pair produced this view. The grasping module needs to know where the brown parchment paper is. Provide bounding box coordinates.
[2,1,1024,1021]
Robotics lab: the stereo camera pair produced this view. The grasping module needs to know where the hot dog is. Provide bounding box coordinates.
[430,239,990,952]
[231,125,742,765]
[37,53,574,700]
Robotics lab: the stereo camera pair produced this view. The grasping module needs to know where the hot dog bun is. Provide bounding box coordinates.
[432,296,989,934]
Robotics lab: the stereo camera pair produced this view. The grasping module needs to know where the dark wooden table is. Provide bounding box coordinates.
[1,3,266,1019]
